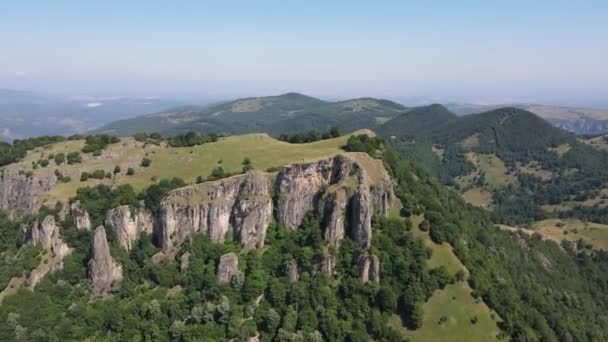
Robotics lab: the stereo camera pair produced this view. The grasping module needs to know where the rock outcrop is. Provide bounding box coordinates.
[217,252,239,284]
[0,170,55,219]
[158,171,272,251]
[89,226,123,292]
[70,200,91,230]
[25,215,71,287]
[105,204,154,251]
[276,155,397,275]
[180,252,191,272]
[358,253,380,283]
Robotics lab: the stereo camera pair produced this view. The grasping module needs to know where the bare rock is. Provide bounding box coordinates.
[89,226,123,292]
[158,171,271,251]
[288,259,300,283]
[358,253,380,283]
[180,251,191,272]
[25,215,71,287]
[217,252,239,284]
[105,204,154,250]
[70,200,91,230]
[0,170,56,219]
[351,182,372,249]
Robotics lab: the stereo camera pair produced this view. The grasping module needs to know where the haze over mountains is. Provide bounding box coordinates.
[0,89,183,141]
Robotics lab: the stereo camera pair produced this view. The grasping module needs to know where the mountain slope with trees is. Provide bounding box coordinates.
[95,93,407,137]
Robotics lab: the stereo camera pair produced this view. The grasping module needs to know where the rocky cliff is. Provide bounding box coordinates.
[105,204,154,251]
[89,226,123,292]
[276,154,397,276]
[25,215,71,287]
[11,153,398,287]
[112,154,397,280]
[158,171,272,251]
[0,170,55,219]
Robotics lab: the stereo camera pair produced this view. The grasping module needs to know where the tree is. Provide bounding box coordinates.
[127,168,135,176]
[242,157,253,172]
[113,165,121,174]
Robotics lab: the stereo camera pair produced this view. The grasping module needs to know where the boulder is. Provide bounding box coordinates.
[217,252,239,284]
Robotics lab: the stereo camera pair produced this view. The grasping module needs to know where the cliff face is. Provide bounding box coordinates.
[0,170,55,219]
[105,204,154,251]
[276,155,398,276]
[158,171,272,251]
[12,152,398,287]
[25,215,71,287]
[89,226,123,292]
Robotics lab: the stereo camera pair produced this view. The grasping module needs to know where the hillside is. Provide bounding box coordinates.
[0,132,608,340]
[446,102,608,135]
[95,93,406,136]
[383,105,608,225]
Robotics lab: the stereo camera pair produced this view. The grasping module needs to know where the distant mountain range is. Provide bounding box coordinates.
[3,90,608,141]
[0,89,183,141]
[98,92,608,136]
[95,93,407,136]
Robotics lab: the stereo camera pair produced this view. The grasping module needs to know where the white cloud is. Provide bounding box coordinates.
[86,102,102,108]
[14,71,26,76]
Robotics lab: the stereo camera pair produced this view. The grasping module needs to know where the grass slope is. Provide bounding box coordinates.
[6,130,373,206]
[499,219,608,251]
[394,216,500,341]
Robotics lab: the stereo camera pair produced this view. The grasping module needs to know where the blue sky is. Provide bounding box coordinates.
[1,0,607,106]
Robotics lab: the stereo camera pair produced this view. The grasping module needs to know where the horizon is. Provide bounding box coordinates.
[1,1,607,108]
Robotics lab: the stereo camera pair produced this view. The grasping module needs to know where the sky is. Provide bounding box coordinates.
[1,0,607,106]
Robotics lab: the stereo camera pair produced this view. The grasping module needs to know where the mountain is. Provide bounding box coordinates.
[0,89,182,141]
[376,103,458,138]
[1,132,608,340]
[382,104,608,226]
[446,102,608,135]
[95,93,407,136]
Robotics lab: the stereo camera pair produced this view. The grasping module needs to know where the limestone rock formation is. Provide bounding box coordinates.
[89,226,123,292]
[358,253,380,283]
[288,259,300,283]
[276,155,397,276]
[69,200,91,230]
[25,215,71,287]
[0,170,55,219]
[105,204,154,251]
[180,251,191,272]
[217,252,239,284]
[350,183,372,249]
[158,171,272,251]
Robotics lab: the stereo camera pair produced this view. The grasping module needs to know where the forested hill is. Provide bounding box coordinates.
[95,93,407,137]
[381,106,575,151]
[383,105,608,225]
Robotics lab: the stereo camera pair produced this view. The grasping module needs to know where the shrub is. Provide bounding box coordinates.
[141,158,152,167]
[127,168,135,176]
[54,153,65,165]
[67,151,82,164]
